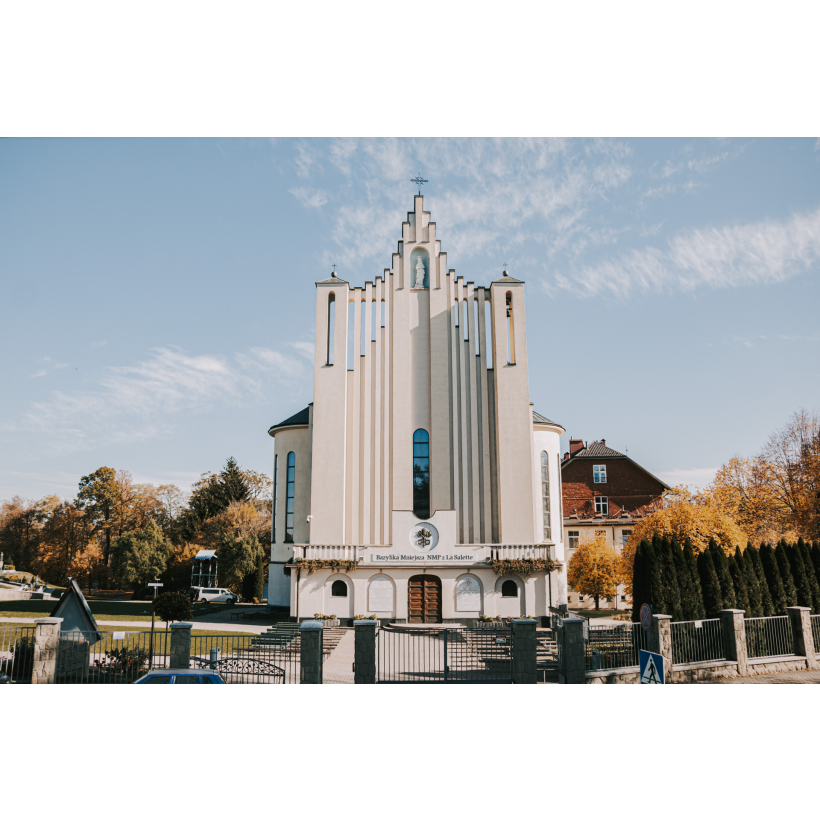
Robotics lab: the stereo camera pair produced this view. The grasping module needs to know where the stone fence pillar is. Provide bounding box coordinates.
[511,619,538,684]
[649,614,673,679]
[720,609,747,676]
[558,618,585,684]
[787,606,818,670]
[300,620,324,684]
[354,620,377,684]
[32,617,62,684]
[169,622,192,669]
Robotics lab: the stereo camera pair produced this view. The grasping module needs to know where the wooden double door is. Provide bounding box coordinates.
[408,575,442,623]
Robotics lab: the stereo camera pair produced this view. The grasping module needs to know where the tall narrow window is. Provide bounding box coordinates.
[413,429,430,520]
[474,299,480,354]
[285,452,295,542]
[371,300,377,341]
[326,294,335,365]
[347,301,355,370]
[594,496,608,515]
[272,454,278,543]
[541,451,551,541]
[462,300,469,341]
[360,300,366,356]
[485,301,493,368]
[381,299,385,327]
[506,292,515,364]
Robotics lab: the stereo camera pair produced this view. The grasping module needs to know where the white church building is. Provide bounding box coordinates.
[267,195,568,624]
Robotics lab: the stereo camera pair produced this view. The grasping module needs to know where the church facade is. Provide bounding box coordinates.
[267,196,567,623]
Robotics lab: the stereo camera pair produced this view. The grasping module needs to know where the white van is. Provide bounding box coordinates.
[194,587,238,604]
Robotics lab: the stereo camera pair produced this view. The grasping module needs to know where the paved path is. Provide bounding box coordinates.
[322,629,355,684]
[703,669,820,684]
[0,616,267,634]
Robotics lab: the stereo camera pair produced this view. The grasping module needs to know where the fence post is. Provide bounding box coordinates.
[649,614,673,679]
[169,622,192,669]
[787,606,818,670]
[719,610,748,676]
[511,619,538,684]
[559,617,585,684]
[300,620,323,684]
[354,620,377,684]
[31,617,63,684]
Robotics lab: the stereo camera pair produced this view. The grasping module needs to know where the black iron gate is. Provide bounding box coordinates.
[377,626,513,683]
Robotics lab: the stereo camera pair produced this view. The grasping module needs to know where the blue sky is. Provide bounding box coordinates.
[2,138,819,501]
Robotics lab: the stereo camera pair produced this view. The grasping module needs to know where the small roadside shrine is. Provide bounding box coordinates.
[49,580,103,678]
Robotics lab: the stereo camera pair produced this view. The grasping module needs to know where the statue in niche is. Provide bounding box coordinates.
[414,256,426,288]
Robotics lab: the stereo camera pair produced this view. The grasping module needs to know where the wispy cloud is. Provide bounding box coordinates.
[286,341,314,360]
[8,346,306,453]
[29,370,46,379]
[656,467,719,492]
[549,207,820,298]
[289,186,328,208]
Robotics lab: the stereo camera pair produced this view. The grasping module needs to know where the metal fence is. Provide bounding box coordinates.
[745,615,795,659]
[377,626,513,683]
[0,626,36,683]
[56,630,166,684]
[189,633,299,683]
[670,619,726,665]
[585,623,648,671]
[812,615,820,655]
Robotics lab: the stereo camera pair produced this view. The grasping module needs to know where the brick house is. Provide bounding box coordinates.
[561,438,670,611]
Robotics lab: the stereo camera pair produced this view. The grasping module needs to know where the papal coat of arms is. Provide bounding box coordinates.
[416,528,432,548]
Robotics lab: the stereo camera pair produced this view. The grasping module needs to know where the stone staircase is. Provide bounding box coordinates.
[253,624,350,657]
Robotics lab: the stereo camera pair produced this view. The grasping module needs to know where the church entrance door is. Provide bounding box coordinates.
[408,575,442,623]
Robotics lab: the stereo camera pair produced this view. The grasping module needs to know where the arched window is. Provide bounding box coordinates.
[326,294,335,365]
[285,452,295,543]
[501,580,518,598]
[272,454,278,543]
[413,429,430,519]
[506,291,515,364]
[331,579,348,597]
[541,451,551,541]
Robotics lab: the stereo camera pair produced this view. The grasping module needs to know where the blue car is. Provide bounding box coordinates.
[134,669,225,684]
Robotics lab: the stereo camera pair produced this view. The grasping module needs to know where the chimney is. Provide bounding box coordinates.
[563,452,569,462]
[569,438,584,456]
[601,438,606,446]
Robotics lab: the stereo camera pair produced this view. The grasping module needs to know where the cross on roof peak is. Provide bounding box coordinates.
[411,170,428,195]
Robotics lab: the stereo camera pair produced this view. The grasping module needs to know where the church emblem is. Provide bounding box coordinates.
[409,521,439,552]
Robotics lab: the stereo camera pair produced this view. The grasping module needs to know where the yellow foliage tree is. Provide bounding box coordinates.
[566,533,620,610]
[618,487,748,597]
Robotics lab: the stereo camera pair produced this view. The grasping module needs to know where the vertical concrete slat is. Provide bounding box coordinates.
[373,277,382,545]
[457,280,470,542]
[477,288,493,544]
[466,284,481,544]
[350,289,362,543]
[362,283,373,546]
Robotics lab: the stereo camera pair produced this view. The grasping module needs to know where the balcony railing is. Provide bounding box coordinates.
[292,546,367,561]
[491,545,555,561]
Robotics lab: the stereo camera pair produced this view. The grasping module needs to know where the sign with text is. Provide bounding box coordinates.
[371,552,477,563]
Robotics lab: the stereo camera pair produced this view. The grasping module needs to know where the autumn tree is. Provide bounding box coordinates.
[0,496,58,572]
[619,487,747,597]
[216,533,263,592]
[110,520,173,589]
[34,500,89,584]
[77,467,119,563]
[566,532,620,610]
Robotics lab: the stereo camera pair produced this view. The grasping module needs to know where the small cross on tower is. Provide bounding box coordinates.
[331,263,337,278]
[411,170,428,195]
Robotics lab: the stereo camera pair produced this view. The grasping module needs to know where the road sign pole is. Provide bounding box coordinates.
[147,579,163,670]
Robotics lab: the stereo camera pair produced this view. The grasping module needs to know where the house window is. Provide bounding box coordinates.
[501,580,518,598]
[272,454,278,543]
[578,595,585,602]
[285,452,295,542]
[594,496,608,515]
[413,429,430,519]
[568,531,579,550]
[593,464,607,483]
[622,530,632,547]
[620,595,627,602]
[331,580,347,597]
[595,529,606,538]
[540,451,551,541]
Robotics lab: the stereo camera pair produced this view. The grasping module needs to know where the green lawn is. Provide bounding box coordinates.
[0,599,257,622]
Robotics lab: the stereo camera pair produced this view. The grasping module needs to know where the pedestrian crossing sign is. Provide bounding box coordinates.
[639,649,665,684]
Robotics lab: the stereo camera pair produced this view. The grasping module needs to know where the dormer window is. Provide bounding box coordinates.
[593,464,607,483]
